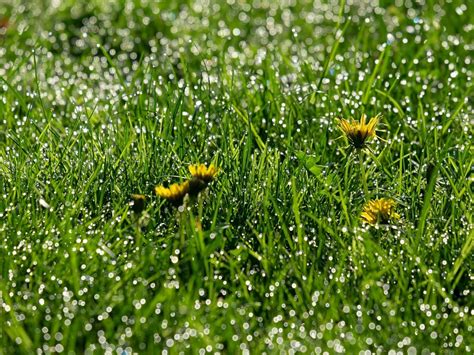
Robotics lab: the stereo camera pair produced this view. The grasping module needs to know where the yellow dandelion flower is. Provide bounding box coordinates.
[361,198,400,225]
[188,164,219,183]
[130,194,146,213]
[155,181,190,205]
[339,113,380,149]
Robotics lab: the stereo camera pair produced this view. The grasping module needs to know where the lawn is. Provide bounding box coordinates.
[0,0,472,353]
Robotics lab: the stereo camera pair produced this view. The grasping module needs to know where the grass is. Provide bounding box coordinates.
[0,0,473,353]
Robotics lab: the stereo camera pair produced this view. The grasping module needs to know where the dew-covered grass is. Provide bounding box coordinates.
[0,0,473,353]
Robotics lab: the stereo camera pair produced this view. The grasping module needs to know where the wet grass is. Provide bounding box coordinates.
[0,0,473,353]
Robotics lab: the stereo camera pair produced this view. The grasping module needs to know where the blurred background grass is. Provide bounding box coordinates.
[0,0,472,353]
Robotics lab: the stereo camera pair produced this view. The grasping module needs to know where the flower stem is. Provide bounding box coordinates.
[134,222,142,250]
[178,208,185,247]
[359,150,369,196]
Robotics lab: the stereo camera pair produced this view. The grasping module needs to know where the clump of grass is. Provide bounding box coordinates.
[0,0,472,353]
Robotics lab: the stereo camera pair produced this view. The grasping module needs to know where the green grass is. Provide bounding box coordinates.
[0,0,473,353]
